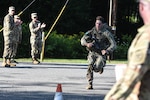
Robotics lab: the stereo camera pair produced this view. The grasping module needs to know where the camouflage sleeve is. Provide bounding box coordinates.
[104,64,149,100]
[104,35,150,100]
[4,15,14,31]
[104,31,116,53]
[81,31,92,46]
[29,22,40,33]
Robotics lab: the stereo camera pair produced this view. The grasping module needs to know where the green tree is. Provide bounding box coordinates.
[0,0,141,59]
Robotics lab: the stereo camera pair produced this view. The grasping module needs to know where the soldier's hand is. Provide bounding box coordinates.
[17,20,22,25]
[19,20,23,24]
[15,20,23,25]
[38,23,41,28]
[101,50,108,55]
[41,23,46,28]
[86,43,93,48]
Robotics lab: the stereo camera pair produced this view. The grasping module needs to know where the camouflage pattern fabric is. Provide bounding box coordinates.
[104,24,150,100]
[3,14,15,59]
[29,20,42,59]
[12,24,22,58]
[81,26,116,84]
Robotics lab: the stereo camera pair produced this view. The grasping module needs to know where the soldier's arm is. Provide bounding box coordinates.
[105,31,116,53]
[105,64,148,100]
[81,31,92,47]
[29,22,40,33]
[5,15,14,31]
[81,35,88,46]
[104,36,150,100]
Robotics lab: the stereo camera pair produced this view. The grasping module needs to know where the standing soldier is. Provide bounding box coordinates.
[81,16,116,90]
[104,0,150,99]
[2,6,16,67]
[11,15,22,63]
[29,13,46,64]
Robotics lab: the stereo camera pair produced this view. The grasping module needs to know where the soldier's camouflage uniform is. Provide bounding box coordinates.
[104,24,150,100]
[29,20,42,62]
[3,13,15,65]
[81,26,116,89]
[12,22,22,59]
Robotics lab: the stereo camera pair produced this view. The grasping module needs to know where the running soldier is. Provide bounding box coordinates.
[81,16,116,89]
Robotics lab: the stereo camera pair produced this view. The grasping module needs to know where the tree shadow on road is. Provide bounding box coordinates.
[0,91,105,100]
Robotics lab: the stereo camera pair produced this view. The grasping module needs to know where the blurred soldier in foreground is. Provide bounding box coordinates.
[11,15,22,63]
[104,0,150,99]
[81,16,116,90]
[2,6,16,67]
[29,13,46,64]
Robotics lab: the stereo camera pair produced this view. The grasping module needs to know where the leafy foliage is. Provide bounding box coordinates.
[114,34,132,59]
[45,31,87,59]
[0,0,141,59]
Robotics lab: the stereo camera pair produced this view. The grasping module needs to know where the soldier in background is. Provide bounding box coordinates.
[81,16,116,90]
[104,0,150,99]
[11,15,22,63]
[2,6,16,67]
[29,13,46,64]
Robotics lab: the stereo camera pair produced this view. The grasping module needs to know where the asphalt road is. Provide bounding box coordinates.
[0,62,116,100]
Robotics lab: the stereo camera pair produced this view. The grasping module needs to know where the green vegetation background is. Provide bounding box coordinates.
[0,0,141,60]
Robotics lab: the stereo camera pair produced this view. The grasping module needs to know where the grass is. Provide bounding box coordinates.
[43,58,127,64]
[0,58,127,64]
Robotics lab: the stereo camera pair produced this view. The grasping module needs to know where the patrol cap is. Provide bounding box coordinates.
[14,15,20,19]
[31,13,38,18]
[9,6,15,11]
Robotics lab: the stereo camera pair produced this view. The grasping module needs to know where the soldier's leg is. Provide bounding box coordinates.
[86,64,94,89]
[2,58,10,67]
[86,52,96,89]
[2,44,9,67]
[3,41,10,59]
[38,40,42,54]
[7,59,16,67]
[11,43,18,63]
[94,55,106,74]
[2,41,11,67]
[34,54,40,64]
[8,42,16,67]
[3,42,16,67]
[34,40,42,63]
[31,41,40,64]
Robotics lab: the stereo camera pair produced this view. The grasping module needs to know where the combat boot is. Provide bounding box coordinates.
[11,59,18,64]
[86,83,93,90]
[7,59,16,67]
[32,60,39,64]
[35,58,40,64]
[32,58,40,64]
[2,58,10,67]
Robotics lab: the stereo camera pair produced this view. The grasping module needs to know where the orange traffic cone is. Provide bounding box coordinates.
[54,84,64,100]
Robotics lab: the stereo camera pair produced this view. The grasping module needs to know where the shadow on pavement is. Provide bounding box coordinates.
[0,91,105,100]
